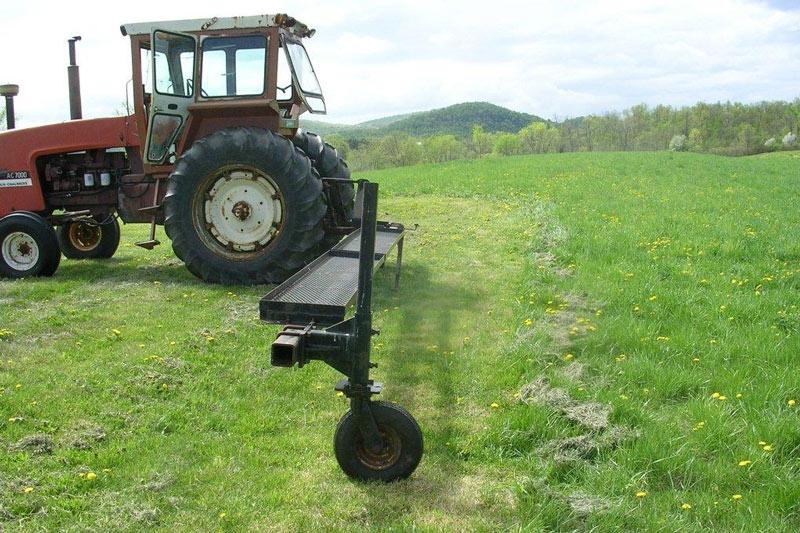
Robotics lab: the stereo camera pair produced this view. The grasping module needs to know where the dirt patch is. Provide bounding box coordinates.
[519,376,609,431]
[61,422,106,450]
[559,362,585,382]
[519,376,572,410]
[566,491,614,516]
[8,434,53,455]
[141,474,176,492]
[539,435,599,462]
[563,402,610,432]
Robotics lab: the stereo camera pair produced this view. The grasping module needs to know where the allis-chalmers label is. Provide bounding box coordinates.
[0,170,32,188]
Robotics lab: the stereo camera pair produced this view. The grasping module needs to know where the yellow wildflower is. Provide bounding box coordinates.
[490,402,499,409]
[86,472,97,481]
[738,460,751,467]
[732,494,743,500]
[681,503,692,510]
[565,353,574,360]
[789,399,796,407]
[636,491,647,498]
[24,487,33,493]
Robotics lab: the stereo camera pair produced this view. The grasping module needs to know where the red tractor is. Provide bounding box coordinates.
[0,14,353,283]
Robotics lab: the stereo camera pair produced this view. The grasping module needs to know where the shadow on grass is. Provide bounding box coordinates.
[54,257,236,287]
[358,262,502,522]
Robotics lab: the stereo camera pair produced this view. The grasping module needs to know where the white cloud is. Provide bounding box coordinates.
[1,0,798,128]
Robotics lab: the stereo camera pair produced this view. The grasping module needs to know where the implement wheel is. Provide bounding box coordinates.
[163,127,327,285]
[0,212,60,278]
[56,216,120,259]
[334,401,423,482]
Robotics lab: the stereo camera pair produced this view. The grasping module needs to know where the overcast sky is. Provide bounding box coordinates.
[1,0,798,127]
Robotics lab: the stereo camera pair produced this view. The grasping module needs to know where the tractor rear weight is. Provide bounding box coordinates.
[269,181,423,481]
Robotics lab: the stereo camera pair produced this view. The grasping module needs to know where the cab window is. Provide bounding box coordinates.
[201,35,267,97]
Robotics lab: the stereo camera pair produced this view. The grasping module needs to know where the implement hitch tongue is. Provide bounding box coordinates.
[263,180,422,481]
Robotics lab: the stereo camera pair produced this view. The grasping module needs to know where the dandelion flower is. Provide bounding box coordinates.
[789,399,796,407]
[490,402,500,409]
[649,295,657,302]
[219,512,227,519]
[565,353,574,360]
[718,395,727,401]
[738,460,751,467]
[636,491,647,498]
[112,329,122,336]
[24,487,33,493]
[732,494,743,500]
[763,445,773,452]
[524,318,533,326]
[711,392,721,399]
[758,441,766,446]
[86,472,97,481]
[736,393,743,399]
[336,392,344,397]
[681,503,692,510]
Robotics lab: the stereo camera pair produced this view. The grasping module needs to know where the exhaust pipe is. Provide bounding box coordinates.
[67,36,82,120]
[0,84,18,129]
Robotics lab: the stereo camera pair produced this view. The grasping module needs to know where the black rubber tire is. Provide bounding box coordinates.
[56,216,120,259]
[334,401,423,482]
[293,129,355,250]
[0,212,61,278]
[163,127,327,285]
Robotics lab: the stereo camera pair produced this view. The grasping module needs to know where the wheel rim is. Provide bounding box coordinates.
[2,231,40,271]
[68,222,102,252]
[354,425,402,471]
[196,166,285,260]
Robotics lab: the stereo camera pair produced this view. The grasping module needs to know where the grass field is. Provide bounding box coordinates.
[1,150,799,531]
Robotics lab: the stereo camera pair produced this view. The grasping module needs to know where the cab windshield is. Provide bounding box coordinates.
[284,39,325,113]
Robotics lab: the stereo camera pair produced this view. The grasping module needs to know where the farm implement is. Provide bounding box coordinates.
[262,180,422,481]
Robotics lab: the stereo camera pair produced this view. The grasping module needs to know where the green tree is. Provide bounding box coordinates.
[493,133,522,156]
[423,134,466,164]
[471,125,494,156]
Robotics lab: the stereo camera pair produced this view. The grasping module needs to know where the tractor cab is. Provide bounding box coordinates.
[120,14,326,168]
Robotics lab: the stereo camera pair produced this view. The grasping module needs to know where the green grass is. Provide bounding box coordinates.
[1,150,799,531]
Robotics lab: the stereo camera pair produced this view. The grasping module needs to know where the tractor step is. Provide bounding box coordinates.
[135,239,161,250]
[260,222,405,326]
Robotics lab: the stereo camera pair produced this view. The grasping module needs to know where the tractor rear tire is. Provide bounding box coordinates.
[0,212,61,278]
[56,216,120,260]
[293,130,355,250]
[163,127,327,285]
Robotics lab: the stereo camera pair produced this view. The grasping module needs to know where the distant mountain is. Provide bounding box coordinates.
[300,102,544,141]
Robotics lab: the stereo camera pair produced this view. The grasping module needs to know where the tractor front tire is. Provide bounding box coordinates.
[163,127,327,285]
[56,216,120,259]
[334,401,423,482]
[0,212,61,278]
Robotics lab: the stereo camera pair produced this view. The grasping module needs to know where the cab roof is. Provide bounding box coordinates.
[120,14,315,39]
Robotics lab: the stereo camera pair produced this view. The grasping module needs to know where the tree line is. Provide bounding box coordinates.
[327,100,799,171]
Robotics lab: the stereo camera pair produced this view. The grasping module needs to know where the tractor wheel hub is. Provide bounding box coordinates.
[1,231,39,271]
[203,169,284,253]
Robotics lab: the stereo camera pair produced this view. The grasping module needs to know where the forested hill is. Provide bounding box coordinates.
[301,102,543,140]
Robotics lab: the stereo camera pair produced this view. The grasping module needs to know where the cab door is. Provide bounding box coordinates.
[144,29,197,165]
